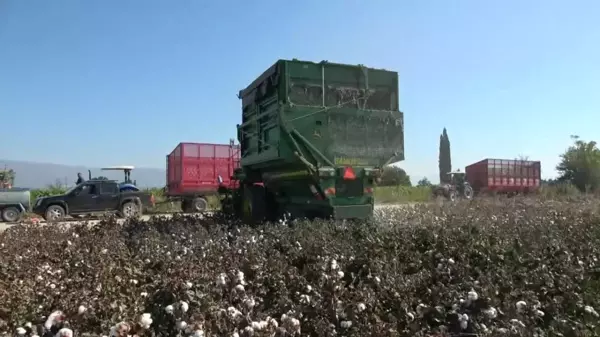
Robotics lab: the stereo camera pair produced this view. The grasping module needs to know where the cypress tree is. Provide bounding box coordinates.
[438,128,452,183]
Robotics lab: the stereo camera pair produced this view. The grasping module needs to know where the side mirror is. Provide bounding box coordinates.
[217,175,223,185]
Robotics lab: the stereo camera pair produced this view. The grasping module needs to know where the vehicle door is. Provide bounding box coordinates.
[97,182,121,211]
[68,183,101,212]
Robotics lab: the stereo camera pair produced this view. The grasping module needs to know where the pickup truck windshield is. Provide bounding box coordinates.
[64,185,78,195]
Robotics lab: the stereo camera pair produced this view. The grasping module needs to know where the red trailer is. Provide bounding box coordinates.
[465,158,541,194]
[165,141,240,212]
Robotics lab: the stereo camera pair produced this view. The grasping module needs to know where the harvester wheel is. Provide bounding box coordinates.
[242,185,266,225]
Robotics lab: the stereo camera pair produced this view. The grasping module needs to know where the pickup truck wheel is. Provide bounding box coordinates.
[121,202,140,218]
[192,197,208,212]
[45,205,65,222]
[1,207,21,222]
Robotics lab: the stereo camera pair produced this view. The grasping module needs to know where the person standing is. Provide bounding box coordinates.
[76,172,85,185]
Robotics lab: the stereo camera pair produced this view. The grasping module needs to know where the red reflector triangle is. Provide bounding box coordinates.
[343,167,356,180]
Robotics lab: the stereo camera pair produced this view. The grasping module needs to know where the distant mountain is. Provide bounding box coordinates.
[0,159,165,189]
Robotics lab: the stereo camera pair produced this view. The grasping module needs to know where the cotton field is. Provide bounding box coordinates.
[0,198,599,336]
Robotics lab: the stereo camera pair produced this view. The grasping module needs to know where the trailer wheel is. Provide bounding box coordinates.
[192,197,208,212]
[242,185,266,224]
[181,199,191,213]
[1,207,21,222]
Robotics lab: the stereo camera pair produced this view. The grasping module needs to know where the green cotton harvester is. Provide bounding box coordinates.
[218,59,404,222]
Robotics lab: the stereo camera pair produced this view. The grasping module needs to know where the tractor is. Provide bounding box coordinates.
[432,170,474,201]
[88,166,140,192]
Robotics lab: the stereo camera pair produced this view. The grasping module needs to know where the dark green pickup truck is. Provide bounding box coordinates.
[32,180,155,221]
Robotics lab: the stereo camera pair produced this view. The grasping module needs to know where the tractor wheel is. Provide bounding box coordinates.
[447,190,457,202]
[463,185,474,199]
[242,185,266,225]
[1,207,21,222]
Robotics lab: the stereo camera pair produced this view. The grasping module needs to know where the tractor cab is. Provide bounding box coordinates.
[447,170,466,185]
[100,166,140,192]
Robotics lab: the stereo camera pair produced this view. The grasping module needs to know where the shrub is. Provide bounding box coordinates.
[2,198,598,336]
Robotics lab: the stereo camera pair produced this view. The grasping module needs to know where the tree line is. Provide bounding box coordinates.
[379,130,600,192]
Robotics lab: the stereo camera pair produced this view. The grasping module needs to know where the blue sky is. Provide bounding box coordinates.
[1,0,599,183]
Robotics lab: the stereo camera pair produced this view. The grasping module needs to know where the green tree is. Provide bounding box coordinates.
[438,128,452,183]
[0,168,15,187]
[379,166,412,186]
[417,177,432,187]
[556,135,600,192]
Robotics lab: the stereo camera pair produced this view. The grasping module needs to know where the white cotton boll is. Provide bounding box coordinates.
[56,328,73,337]
[235,271,245,284]
[185,281,193,289]
[459,314,469,330]
[78,305,87,314]
[516,301,527,312]
[510,319,526,328]
[165,304,174,314]
[357,303,366,312]
[45,310,64,330]
[497,327,508,333]
[374,276,381,283]
[217,273,227,286]
[24,322,32,328]
[483,307,497,319]
[139,313,153,329]
[299,294,311,304]
[467,289,478,301]
[337,271,344,279]
[251,321,262,330]
[180,301,189,313]
[16,327,26,335]
[269,318,279,328]
[192,329,204,337]
[416,303,428,316]
[140,292,148,297]
[584,305,599,317]
[448,258,455,264]
[232,333,239,337]
[176,320,187,330]
[244,326,254,336]
[340,320,352,329]
[50,283,56,289]
[36,275,43,281]
[306,285,312,292]
[244,297,256,309]
[235,284,245,292]
[130,279,138,285]
[535,309,545,317]
[101,249,108,254]
[330,259,338,270]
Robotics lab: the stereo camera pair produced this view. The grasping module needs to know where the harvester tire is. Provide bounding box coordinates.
[242,185,266,225]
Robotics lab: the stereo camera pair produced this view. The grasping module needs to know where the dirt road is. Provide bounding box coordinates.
[0,203,415,232]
